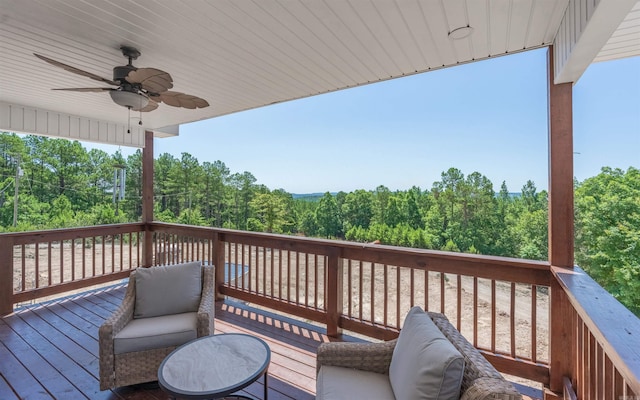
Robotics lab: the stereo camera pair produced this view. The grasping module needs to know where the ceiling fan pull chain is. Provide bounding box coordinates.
[127,107,131,134]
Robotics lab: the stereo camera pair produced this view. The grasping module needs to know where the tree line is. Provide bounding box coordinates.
[1,132,637,314]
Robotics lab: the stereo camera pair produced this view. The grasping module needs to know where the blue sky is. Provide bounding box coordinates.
[97,48,639,194]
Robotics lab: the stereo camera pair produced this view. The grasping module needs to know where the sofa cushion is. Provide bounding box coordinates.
[389,306,465,400]
[317,365,395,400]
[134,261,202,318]
[114,312,197,354]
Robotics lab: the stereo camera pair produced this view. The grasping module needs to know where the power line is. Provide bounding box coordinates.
[0,179,14,195]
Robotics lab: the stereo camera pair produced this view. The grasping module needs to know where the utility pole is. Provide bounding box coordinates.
[13,155,22,227]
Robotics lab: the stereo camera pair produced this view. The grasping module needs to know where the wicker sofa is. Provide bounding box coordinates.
[316,309,522,400]
[99,262,215,390]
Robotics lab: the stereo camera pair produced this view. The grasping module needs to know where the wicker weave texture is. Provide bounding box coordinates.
[428,312,522,400]
[99,264,215,390]
[316,339,397,374]
[316,311,522,400]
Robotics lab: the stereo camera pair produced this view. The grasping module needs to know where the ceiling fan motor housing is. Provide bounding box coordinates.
[113,65,137,83]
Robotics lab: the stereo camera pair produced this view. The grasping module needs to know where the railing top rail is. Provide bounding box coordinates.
[2,223,146,245]
[552,266,640,393]
[150,222,549,266]
[149,222,551,285]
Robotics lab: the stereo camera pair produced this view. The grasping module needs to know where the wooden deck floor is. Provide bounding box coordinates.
[0,284,542,399]
[0,283,342,400]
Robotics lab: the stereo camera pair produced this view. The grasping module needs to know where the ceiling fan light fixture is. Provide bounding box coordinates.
[110,90,149,109]
[448,26,473,40]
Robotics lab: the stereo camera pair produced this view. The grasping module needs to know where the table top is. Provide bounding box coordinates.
[158,333,271,399]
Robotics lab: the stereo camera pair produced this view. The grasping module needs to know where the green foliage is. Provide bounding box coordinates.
[575,167,640,315]
[2,132,637,316]
[177,207,205,226]
[249,191,290,233]
[315,192,342,238]
[341,189,374,231]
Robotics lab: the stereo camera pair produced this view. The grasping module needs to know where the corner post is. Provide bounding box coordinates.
[547,46,575,395]
[326,247,343,337]
[0,238,13,315]
[213,231,225,300]
[142,130,154,267]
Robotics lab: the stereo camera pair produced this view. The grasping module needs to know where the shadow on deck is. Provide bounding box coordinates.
[0,284,542,399]
[0,283,358,399]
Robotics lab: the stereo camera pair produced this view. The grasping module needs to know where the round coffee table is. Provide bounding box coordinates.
[158,333,271,399]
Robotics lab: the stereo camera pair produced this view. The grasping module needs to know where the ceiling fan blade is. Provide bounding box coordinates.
[126,68,173,93]
[133,99,159,112]
[154,91,209,109]
[34,53,118,86]
[52,87,113,92]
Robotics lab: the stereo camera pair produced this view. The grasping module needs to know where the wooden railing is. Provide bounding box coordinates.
[1,222,639,398]
[0,223,145,308]
[148,223,551,384]
[553,266,640,399]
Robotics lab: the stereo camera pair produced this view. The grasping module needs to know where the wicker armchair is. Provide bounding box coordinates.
[99,263,215,390]
[317,312,522,400]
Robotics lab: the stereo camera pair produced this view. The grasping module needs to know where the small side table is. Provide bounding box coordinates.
[158,333,271,399]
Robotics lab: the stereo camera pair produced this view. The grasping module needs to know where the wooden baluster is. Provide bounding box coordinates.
[21,244,26,292]
[383,263,388,327]
[510,282,516,358]
[326,248,342,337]
[531,285,538,363]
[213,231,225,301]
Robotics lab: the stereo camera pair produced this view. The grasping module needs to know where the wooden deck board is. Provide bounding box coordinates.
[0,284,542,400]
[4,310,108,399]
[0,315,87,399]
[0,374,19,400]
[0,284,326,399]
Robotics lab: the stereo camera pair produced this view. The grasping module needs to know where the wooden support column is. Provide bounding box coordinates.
[548,47,574,268]
[142,130,154,267]
[0,238,13,315]
[326,248,343,337]
[213,232,225,301]
[547,46,575,396]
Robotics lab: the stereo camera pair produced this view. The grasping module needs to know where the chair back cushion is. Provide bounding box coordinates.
[389,306,465,400]
[134,261,202,319]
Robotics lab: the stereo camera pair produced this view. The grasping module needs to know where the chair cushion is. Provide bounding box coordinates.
[114,312,197,354]
[134,261,202,318]
[389,306,465,400]
[316,365,395,400]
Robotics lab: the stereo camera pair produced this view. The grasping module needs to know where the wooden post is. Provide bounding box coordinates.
[0,238,13,315]
[326,248,343,337]
[547,46,575,396]
[548,48,574,268]
[142,130,154,267]
[213,232,225,300]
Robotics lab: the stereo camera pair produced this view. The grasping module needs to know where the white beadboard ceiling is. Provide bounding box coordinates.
[594,0,640,62]
[0,0,637,142]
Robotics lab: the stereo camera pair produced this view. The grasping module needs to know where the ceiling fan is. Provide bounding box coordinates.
[34,46,209,113]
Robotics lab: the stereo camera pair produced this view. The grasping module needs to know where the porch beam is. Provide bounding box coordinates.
[143,130,154,267]
[547,46,576,396]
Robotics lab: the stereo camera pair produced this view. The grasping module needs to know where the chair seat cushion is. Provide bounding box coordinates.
[316,365,395,400]
[389,306,465,400]
[114,312,197,354]
[134,261,202,318]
